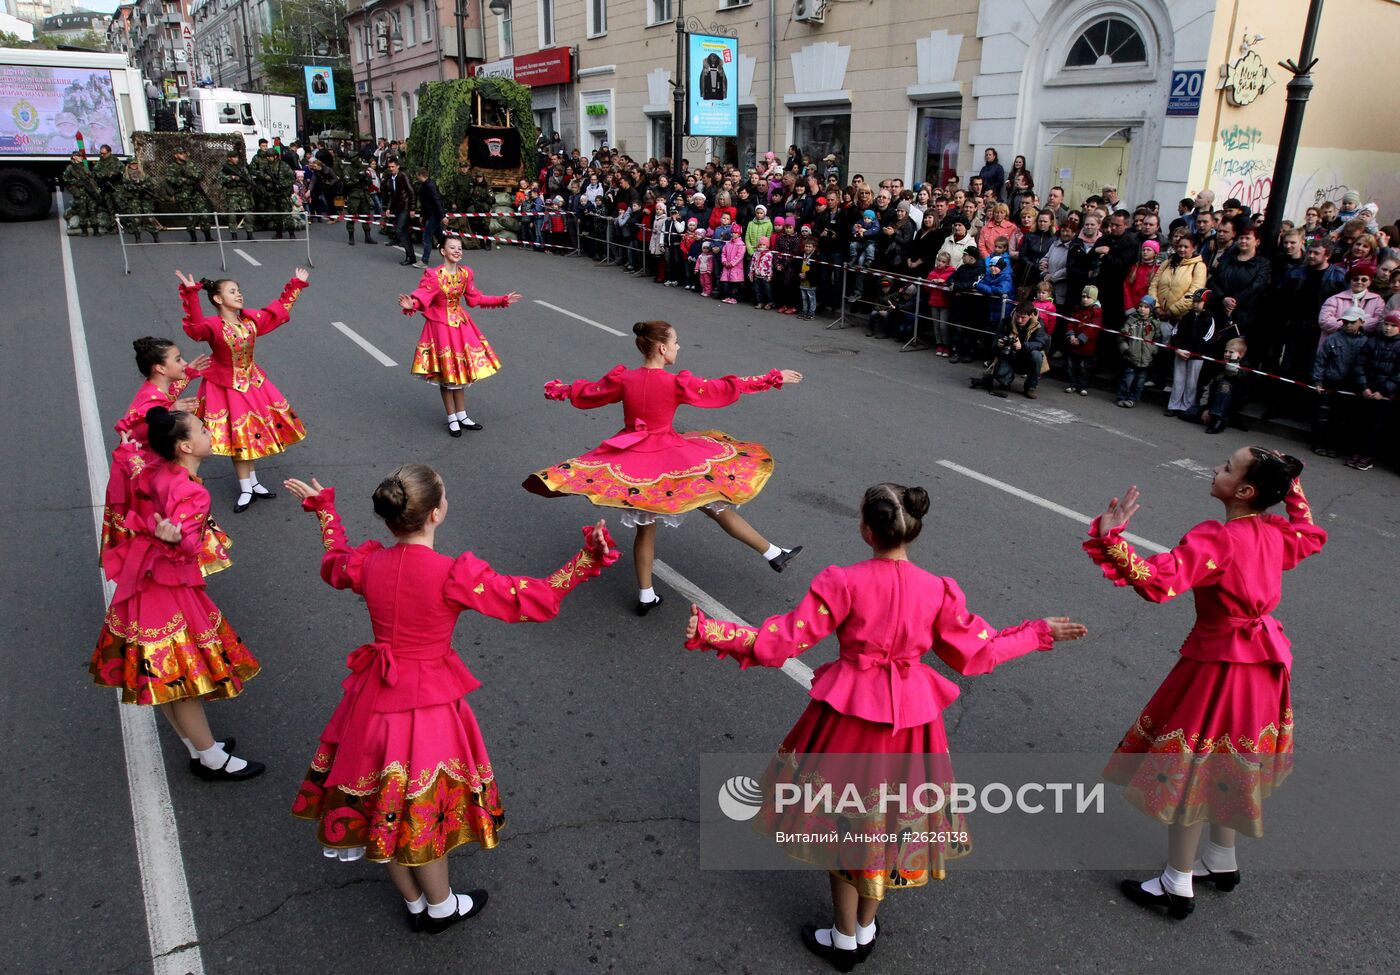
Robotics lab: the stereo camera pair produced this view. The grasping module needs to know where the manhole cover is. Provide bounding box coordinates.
[803,346,859,356]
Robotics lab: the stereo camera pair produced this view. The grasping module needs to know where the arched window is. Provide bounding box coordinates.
[1065,16,1146,68]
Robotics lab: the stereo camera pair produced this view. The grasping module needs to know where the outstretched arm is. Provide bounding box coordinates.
[285,479,362,591]
[1084,485,1227,602]
[247,270,309,336]
[544,364,627,409]
[930,578,1082,674]
[176,270,213,342]
[674,368,803,408]
[445,521,619,621]
[462,269,520,309]
[684,565,849,669]
[1277,478,1328,568]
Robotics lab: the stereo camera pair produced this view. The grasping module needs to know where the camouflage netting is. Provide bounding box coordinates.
[132,132,248,213]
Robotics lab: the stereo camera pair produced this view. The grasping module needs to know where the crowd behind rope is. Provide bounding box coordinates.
[71,131,1400,473]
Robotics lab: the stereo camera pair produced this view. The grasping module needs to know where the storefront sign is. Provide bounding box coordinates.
[1166,69,1203,117]
[514,47,572,87]
[475,58,515,80]
[304,66,335,111]
[585,103,608,116]
[686,33,737,138]
[1221,51,1273,107]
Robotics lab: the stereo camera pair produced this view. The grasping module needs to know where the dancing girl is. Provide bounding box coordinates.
[284,466,618,932]
[398,236,522,436]
[685,483,1086,970]
[176,267,310,512]
[1084,447,1325,919]
[524,320,804,615]
[91,407,264,780]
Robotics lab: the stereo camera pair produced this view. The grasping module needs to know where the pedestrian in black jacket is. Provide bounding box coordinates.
[1207,226,1271,338]
[1311,309,1368,456]
[382,160,416,264]
[1346,312,1400,470]
[415,169,447,267]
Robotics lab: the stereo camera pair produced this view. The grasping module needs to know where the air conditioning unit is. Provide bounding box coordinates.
[793,0,824,23]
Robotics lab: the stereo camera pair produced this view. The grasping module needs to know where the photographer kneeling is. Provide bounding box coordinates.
[972,300,1049,399]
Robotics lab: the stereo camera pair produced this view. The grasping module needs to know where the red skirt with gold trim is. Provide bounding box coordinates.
[291,697,503,865]
[198,372,306,462]
[754,701,968,900]
[1104,657,1292,838]
[411,317,501,388]
[90,585,260,705]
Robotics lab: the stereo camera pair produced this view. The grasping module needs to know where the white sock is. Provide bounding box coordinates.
[181,737,226,759]
[1141,866,1193,898]
[197,743,247,773]
[459,414,476,426]
[762,544,782,560]
[1195,840,1238,874]
[405,894,427,914]
[237,477,253,495]
[856,919,877,946]
[639,587,656,603]
[427,891,472,919]
[818,925,857,951]
[447,415,461,429]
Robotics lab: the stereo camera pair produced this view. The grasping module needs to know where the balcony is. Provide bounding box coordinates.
[163,11,183,24]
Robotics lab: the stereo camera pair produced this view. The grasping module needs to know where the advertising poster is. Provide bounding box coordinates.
[304,66,336,111]
[0,65,124,157]
[686,33,737,138]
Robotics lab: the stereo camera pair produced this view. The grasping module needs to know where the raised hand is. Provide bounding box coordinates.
[780,369,804,385]
[504,291,523,305]
[174,269,198,288]
[543,379,568,400]
[153,515,181,543]
[293,266,311,282]
[686,602,701,642]
[173,396,200,413]
[398,293,416,312]
[1097,485,1140,534]
[283,477,325,501]
[586,518,610,556]
[188,353,212,373]
[1043,616,1088,642]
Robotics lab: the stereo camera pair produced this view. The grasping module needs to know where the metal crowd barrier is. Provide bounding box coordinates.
[114,211,314,274]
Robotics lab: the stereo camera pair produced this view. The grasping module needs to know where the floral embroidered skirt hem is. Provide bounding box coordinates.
[199,377,307,461]
[1103,657,1293,838]
[90,586,260,705]
[411,321,501,388]
[291,697,504,865]
[755,701,969,901]
[523,429,775,516]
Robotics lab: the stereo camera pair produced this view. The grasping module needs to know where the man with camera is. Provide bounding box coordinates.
[974,300,1050,399]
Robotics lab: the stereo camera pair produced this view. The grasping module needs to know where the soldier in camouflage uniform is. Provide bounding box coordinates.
[219,151,256,240]
[91,144,125,234]
[337,154,374,244]
[61,151,101,236]
[112,159,160,242]
[253,150,296,238]
[462,171,495,250]
[166,148,214,242]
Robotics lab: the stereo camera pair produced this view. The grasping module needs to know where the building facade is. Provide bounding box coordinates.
[190,0,275,89]
[41,9,109,39]
[111,0,195,99]
[345,0,486,142]
[472,0,1399,220]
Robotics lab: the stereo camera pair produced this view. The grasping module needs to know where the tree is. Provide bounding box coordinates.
[2,29,108,50]
[258,0,357,135]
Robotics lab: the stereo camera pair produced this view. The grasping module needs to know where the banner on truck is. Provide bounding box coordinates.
[0,65,125,156]
[304,66,336,111]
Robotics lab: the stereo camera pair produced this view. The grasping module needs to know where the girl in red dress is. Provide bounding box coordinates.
[1084,447,1325,920]
[685,484,1086,971]
[176,267,310,512]
[91,407,264,780]
[101,336,212,579]
[524,320,805,615]
[283,466,618,933]
[397,236,522,436]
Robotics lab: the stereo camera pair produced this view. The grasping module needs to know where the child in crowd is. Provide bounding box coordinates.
[1166,289,1216,417]
[1199,337,1250,434]
[1123,240,1160,316]
[798,237,819,320]
[975,255,1015,344]
[1032,279,1058,342]
[866,278,899,337]
[1310,307,1367,457]
[848,209,879,301]
[1345,310,1400,470]
[926,250,957,357]
[1064,285,1102,396]
[948,245,986,363]
[679,219,701,289]
[720,229,747,304]
[752,237,775,309]
[1117,295,1159,408]
[773,217,803,314]
[697,241,715,297]
[714,210,736,243]
[686,228,709,291]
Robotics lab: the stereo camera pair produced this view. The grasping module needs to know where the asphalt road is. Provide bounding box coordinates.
[3,214,1397,975]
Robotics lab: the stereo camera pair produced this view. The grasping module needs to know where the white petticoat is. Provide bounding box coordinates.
[618,501,734,529]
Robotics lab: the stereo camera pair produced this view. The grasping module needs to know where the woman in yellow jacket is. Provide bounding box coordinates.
[1149,234,1208,320]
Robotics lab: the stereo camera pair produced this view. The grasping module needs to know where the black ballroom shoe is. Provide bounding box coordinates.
[460,419,483,431]
[636,593,664,617]
[421,890,488,934]
[1193,866,1241,892]
[234,492,255,513]
[769,546,803,573]
[191,753,266,782]
[250,484,276,500]
[856,917,879,962]
[405,908,425,933]
[800,925,861,973]
[186,737,236,775]
[1119,877,1195,920]
[447,420,463,438]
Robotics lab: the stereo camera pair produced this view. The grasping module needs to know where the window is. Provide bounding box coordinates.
[499,2,513,55]
[420,0,431,41]
[587,0,606,37]
[1066,17,1146,68]
[402,92,414,137]
[914,101,960,190]
[534,108,556,139]
[650,115,671,159]
[539,0,554,47]
[404,4,415,46]
[648,0,671,25]
[793,111,850,184]
[718,0,750,8]
[714,107,756,170]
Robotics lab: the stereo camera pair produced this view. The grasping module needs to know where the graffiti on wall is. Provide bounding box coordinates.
[1211,124,1273,212]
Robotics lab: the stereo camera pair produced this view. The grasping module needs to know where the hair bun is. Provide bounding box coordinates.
[632,322,648,336]
[145,405,173,429]
[1277,452,1305,481]
[901,486,930,520]
[372,475,408,521]
[133,336,157,355]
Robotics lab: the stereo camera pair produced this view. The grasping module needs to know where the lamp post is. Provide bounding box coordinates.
[671,0,684,172]
[361,8,402,140]
[1260,0,1324,253]
[236,0,254,86]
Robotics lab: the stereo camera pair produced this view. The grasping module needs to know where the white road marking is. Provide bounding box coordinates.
[534,299,627,337]
[1166,458,1214,479]
[1090,424,1157,447]
[59,200,208,975]
[1324,511,1398,540]
[979,401,1076,427]
[653,558,815,689]
[233,247,261,266]
[331,321,398,367]
[936,459,1169,553]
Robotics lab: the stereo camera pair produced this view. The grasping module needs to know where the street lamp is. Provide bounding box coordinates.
[362,9,402,140]
[488,0,508,14]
